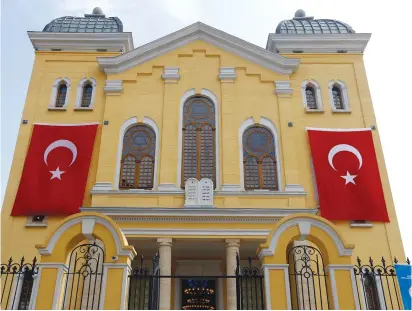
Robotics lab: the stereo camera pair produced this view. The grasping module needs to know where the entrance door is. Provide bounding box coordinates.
[181,279,216,310]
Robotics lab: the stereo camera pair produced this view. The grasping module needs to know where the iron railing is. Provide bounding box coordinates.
[1,257,38,310]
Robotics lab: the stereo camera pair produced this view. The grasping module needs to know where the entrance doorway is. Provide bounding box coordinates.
[181,279,216,310]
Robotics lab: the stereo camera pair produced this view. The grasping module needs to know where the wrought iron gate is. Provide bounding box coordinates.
[288,244,330,310]
[128,254,160,310]
[62,243,105,310]
[236,254,264,310]
[1,257,38,310]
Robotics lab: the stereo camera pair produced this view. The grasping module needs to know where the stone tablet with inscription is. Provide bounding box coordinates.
[184,178,199,206]
[199,178,213,206]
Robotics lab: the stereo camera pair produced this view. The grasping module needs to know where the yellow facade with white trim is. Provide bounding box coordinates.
[1,16,406,310]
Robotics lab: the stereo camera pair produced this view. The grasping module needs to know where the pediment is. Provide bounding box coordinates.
[97,22,299,75]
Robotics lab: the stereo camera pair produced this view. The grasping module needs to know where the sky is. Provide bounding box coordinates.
[1,0,411,257]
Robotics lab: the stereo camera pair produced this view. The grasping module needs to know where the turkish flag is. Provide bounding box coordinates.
[307,128,389,222]
[11,124,98,216]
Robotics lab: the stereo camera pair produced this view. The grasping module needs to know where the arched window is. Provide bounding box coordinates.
[243,126,278,190]
[81,82,93,108]
[305,86,317,109]
[332,85,344,110]
[119,125,156,189]
[328,80,350,111]
[56,83,67,108]
[301,80,322,111]
[181,96,216,188]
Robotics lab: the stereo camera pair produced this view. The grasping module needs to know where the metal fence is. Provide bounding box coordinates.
[128,254,264,310]
[354,256,410,310]
[1,257,38,310]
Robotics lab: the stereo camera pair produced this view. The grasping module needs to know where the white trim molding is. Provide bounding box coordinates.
[259,217,353,260]
[28,31,134,52]
[162,67,180,83]
[177,88,221,190]
[275,81,293,95]
[49,77,71,109]
[328,80,350,112]
[114,116,160,190]
[238,117,283,191]
[261,264,291,310]
[266,33,371,53]
[37,216,135,260]
[75,77,97,109]
[122,228,270,237]
[301,79,323,111]
[97,22,299,74]
[218,67,237,81]
[104,80,123,94]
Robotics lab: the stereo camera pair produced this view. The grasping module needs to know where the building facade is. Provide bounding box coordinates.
[1,7,407,310]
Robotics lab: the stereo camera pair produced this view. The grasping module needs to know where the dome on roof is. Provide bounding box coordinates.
[42,8,123,33]
[276,11,355,34]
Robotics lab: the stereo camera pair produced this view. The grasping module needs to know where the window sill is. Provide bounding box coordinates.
[26,216,48,227]
[332,109,351,114]
[350,221,372,228]
[74,107,94,111]
[305,108,324,113]
[48,106,67,111]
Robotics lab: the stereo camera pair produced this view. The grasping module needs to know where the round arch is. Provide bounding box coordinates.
[36,212,136,263]
[258,214,354,265]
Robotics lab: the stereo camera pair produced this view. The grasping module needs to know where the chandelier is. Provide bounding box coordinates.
[182,280,215,310]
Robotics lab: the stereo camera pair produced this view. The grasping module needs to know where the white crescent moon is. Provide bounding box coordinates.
[44,139,77,166]
[328,144,362,171]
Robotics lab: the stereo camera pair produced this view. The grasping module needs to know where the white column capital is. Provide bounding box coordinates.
[225,239,240,248]
[274,81,293,97]
[104,80,123,93]
[157,238,173,247]
[219,67,237,82]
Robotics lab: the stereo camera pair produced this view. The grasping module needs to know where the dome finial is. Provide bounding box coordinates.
[294,9,306,18]
[92,7,104,15]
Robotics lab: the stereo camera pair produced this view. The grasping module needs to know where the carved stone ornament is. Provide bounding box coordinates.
[184,178,214,207]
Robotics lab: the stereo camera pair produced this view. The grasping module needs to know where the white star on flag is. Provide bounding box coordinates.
[49,167,65,180]
[341,171,357,185]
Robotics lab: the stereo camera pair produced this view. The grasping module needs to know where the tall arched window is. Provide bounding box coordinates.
[81,82,93,108]
[119,124,156,189]
[332,85,344,110]
[56,83,67,108]
[243,126,278,190]
[301,80,322,111]
[182,96,216,188]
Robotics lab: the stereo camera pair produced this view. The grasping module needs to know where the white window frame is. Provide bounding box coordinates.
[48,77,71,110]
[75,77,97,110]
[114,116,160,190]
[238,117,283,191]
[177,88,220,190]
[301,79,323,112]
[328,80,350,112]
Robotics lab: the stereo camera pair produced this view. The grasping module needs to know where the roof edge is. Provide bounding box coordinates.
[97,22,300,75]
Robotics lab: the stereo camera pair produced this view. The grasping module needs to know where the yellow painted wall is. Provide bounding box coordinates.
[1,40,405,270]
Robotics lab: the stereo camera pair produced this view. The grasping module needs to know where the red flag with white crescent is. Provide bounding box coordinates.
[11,123,98,216]
[307,128,389,222]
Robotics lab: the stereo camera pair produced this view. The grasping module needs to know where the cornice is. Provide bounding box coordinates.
[27,31,134,53]
[266,33,371,53]
[97,22,300,74]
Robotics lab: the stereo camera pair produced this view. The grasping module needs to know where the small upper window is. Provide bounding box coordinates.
[81,83,93,108]
[328,80,350,111]
[56,83,67,108]
[332,85,344,110]
[305,86,317,109]
[301,80,322,111]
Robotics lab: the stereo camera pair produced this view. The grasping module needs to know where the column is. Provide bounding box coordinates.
[274,81,305,193]
[158,67,180,191]
[326,265,359,309]
[158,238,173,310]
[219,68,241,192]
[225,239,240,310]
